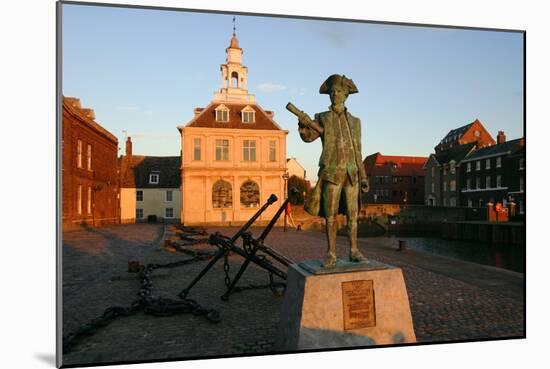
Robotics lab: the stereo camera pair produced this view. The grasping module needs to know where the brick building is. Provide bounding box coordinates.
[434,119,495,153]
[62,96,119,229]
[363,153,427,204]
[424,119,495,207]
[424,143,476,207]
[119,137,182,223]
[177,31,287,225]
[460,132,525,216]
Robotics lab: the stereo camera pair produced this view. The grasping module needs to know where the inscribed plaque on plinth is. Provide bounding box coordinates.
[341,280,376,330]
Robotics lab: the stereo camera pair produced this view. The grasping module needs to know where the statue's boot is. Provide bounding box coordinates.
[324,217,338,268]
[348,219,367,262]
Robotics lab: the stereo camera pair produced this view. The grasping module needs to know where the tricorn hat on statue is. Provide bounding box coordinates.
[319,74,358,95]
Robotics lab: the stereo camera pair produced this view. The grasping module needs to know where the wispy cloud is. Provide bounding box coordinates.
[257,83,288,93]
[118,106,139,112]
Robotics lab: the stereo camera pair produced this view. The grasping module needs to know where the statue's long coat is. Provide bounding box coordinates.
[299,110,368,217]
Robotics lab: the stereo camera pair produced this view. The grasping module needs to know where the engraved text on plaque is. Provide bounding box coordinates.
[341,280,376,330]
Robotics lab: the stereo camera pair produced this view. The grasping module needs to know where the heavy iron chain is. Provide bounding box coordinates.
[223,252,231,289]
[63,250,220,354]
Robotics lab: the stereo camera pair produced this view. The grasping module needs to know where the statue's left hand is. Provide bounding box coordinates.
[361,178,370,193]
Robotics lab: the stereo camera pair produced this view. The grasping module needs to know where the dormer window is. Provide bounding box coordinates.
[149,173,159,184]
[241,106,255,123]
[215,104,229,122]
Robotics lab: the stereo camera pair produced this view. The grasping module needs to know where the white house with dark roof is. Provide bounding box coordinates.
[119,137,182,223]
[286,157,306,180]
[176,30,288,225]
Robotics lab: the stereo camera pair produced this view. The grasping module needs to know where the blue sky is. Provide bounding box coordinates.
[62,3,524,180]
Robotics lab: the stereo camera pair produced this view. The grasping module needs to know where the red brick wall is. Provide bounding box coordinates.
[363,156,426,205]
[62,100,119,229]
[459,120,495,148]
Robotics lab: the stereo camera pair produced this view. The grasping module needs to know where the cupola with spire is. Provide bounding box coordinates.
[214,17,255,103]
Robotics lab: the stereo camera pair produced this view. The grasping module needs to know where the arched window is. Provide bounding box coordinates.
[231,72,239,88]
[240,180,260,208]
[212,180,232,208]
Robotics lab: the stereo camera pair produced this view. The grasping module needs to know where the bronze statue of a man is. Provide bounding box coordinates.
[289,74,369,268]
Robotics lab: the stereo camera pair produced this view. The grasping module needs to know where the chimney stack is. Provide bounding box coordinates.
[194,107,204,117]
[125,136,133,158]
[497,131,506,145]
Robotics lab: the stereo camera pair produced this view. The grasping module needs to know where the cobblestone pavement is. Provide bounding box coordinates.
[61,224,524,366]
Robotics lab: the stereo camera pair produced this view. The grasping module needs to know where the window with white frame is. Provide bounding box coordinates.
[496,157,502,168]
[136,190,143,202]
[476,177,480,189]
[496,175,502,188]
[136,208,144,219]
[519,158,525,170]
[485,159,491,169]
[87,144,92,170]
[467,178,471,190]
[269,141,276,162]
[243,140,256,161]
[242,111,255,123]
[450,180,456,191]
[215,105,229,122]
[476,161,481,171]
[467,162,471,172]
[77,185,82,215]
[87,186,92,214]
[486,175,491,188]
[450,197,456,207]
[165,190,173,202]
[77,139,83,168]
[215,139,229,161]
[193,138,201,160]
[241,106,255,123]
[149,173,159,184]
[450,162,456,174]
[165,208,174,218]
[468,199,473,208]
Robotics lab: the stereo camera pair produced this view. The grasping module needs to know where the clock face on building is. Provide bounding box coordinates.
[474,130,480,137]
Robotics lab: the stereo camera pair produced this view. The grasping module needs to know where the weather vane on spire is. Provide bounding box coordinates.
[232,16,236,35]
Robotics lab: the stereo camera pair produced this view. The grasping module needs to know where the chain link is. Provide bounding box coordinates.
[223,253,231,289]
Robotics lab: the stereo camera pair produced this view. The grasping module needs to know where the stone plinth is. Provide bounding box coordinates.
[277,260,416,351]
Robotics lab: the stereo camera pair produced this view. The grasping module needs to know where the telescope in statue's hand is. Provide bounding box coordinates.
[286,102,324,134]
